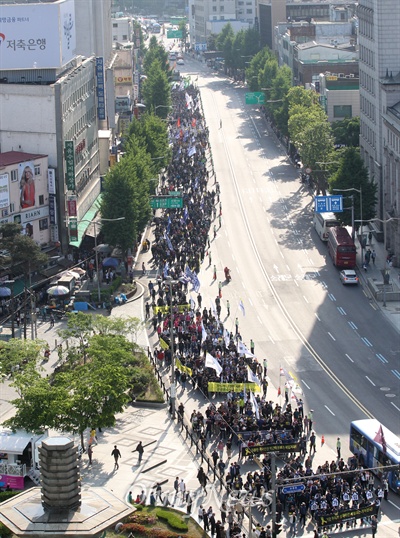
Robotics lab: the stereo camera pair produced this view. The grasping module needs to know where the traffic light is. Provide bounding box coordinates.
[273,522,282,537]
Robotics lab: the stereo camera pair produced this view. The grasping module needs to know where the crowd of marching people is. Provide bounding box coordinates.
[144,79,381,537]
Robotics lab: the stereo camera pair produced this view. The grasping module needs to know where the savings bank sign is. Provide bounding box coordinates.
[0,0,76,70]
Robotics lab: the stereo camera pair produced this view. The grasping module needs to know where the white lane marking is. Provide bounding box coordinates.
[286,265,290,271]
[315,313,321,321]
[269,335,275,344]
[387,499,400,511]
[294,279,299,287]
[302,380,310,390]
[365,376,376,386]
[248,298,253,306]
[345,354,354,363]
[309,259,315,266]
[391,369,400,380]
[273,264,279,273]
[280,250,284,258]
[362,337,373,347]
[337,307,346,315]
[328,332,336,341]
[348,321,358,330]
[324,405,335,416]
[376,353,388,364]
[303,295,309,303]
[242,281,246,289]
[328,293,336,301]
[321,281,328,289]
[257,316,262,324]
[391,402,400,412]
[249,114,261,138]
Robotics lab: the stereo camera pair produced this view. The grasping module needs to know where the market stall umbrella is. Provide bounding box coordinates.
[60,270,81,280]
[47,285,70,296]
[0,287,11,297]
[102,257,119,268]
[94,244,112,254]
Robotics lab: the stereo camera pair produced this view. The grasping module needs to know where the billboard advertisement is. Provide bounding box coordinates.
[0,173,9,209]
[18,161,35,210]
[0,0,76,70]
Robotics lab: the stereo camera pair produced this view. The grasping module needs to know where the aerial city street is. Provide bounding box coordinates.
[0,1,399,537]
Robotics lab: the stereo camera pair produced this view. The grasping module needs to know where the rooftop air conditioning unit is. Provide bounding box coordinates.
[338,73,345,77]
[349,73,355,78]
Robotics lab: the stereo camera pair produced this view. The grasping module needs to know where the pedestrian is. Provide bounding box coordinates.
[186,491,193,514]
[197,293,202,308]
[226,300,230,316]
[213,264,217,280]
[111,445,121,469]
[203,509,210,531]
[220,119,222,129]
[145,302,150,319]
[368,231,373,245]
[262,378,268,398]
[208,251,212,266]
[50,313,55,327]
[179,478,186,502]
[250,339,255,354]
[336,437,341,459]
[210,512,216,536]
[156,482,163,502]
[221,501,227,524]
[87,444,93,465]
[309,431,316,455]
[212,449,219,467]
[173,476,179,504]
[371,515,378,538]
[308,410,314,431]
[136,441,144,464]
[235,317,239,335]
[371,249,376,265]
[142,262,146,276]
[218,281,222,298]
[289,510,297,535]
[383,478,389,501]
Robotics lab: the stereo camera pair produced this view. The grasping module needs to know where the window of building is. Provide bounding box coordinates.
[113,35,118,41]
[113,23,118,28]
[9,203,15,213]
[11,169,18,182]
[220,6,224,12]
[334,105,352,118]
[246,8,252,14]
[1,208,9,218]
[34,165,41,176]
[213,6,217,11]
[123,35,128,40]
[39,218,49,231]
[39,195,44,205]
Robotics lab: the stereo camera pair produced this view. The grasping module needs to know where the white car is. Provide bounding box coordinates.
[339,269,359,285]
[177,58,184,65]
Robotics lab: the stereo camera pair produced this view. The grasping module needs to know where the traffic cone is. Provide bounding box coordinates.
[321,435,325,446]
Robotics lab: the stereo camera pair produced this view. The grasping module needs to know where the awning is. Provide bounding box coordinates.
[0,429,34,455]
[69,193,103,248]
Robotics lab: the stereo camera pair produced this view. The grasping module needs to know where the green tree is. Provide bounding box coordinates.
[267,65,292,133]
[245,47,274,91]
[0,339,44,380]
[288,104,326,148]
[178,20,187,47]
[100,157,143,258]
[329,147,377,225]
[331,117,360,147]
[128,114,171,175]
[141,59,171,116]
[299,122,335,193]
[143,36,170,76]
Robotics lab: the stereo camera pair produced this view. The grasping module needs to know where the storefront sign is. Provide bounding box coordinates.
[69,218,78,240]
[48,168,56,195]
[67,196,77,217]
[49,194,57,225]
[64,140,75,190]
[0,173,9,209]
[17,206,49,225]
[96,57,106,121]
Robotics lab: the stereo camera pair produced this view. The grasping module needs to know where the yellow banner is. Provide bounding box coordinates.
[208,382,260,393]
[153,304,190,314]
[159,337,170,350]
[176,357,193,376]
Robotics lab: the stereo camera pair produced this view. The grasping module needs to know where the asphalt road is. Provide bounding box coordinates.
[174,58,400,447]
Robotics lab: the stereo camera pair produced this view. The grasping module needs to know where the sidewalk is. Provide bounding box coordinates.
[354,231,400,334]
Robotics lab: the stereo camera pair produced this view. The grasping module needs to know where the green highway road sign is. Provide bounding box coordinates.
[167,30,183,39]
[245,92,266,105]
[150,196,183,209]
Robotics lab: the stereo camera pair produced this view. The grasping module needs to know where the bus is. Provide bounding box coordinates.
[327,226,356,268]
[313,211,340,241]
[350,419,400,493]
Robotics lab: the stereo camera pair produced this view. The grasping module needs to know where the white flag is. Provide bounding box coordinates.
[247,366,261,386]
[205,353,222,376]
[224,329,230,348]
[250,391,260,419]
[201,323,208,343]
[239,299,246,316]
[238,341,255,358]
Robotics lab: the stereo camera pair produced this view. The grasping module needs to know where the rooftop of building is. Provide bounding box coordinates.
[381,70,400,85]
[0,151,47,167]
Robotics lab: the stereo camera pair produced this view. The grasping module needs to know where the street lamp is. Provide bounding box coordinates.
[78,217,125,302]
[164,276,178,419]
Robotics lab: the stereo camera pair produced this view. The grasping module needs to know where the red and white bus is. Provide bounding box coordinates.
[327,226,356,268]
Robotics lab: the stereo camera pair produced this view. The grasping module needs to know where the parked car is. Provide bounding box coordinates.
[339,269,359,285]
[177,58,184,65]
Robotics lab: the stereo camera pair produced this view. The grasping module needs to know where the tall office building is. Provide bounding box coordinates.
[358,0,400,260]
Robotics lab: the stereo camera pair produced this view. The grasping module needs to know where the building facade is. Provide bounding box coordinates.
[358,0,400,263]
